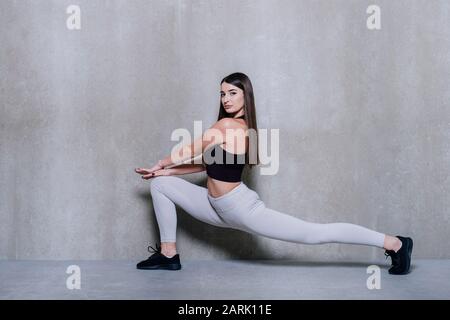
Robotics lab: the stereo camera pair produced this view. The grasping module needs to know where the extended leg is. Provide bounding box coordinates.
[238,204,386,248]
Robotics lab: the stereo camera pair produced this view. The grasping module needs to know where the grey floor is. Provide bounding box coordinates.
[0,259,449,300]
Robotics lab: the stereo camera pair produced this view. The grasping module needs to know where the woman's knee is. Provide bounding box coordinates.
[303,224,333,244]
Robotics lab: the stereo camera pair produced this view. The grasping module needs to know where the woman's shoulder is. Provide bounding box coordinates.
[214,117,248,131]
[213,118,248,153]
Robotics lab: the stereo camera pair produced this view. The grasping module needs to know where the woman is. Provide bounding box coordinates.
[134,72,413,274]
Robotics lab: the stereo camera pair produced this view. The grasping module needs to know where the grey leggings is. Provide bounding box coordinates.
[149,176,386,248]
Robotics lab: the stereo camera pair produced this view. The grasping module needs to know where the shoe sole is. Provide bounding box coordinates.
[389,238,413,275]
[137,264,182,270]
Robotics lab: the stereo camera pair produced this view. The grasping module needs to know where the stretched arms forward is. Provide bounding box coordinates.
[135,118,245,180]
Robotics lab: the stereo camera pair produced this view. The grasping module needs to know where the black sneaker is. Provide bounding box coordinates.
[136,243,182,270]
[384,235,413,275]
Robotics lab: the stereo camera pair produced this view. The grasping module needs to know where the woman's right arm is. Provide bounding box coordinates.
[166,164,206,176]
[135,162,206,180]
[157,118,236,169]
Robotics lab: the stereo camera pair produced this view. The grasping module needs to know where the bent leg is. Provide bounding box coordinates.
[150,176,230,242]
[240,204,385,248]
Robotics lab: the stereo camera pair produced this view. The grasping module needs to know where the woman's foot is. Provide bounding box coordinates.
[384,236,413,275]
[136,243,182,270]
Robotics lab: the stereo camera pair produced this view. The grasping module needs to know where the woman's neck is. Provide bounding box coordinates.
[233,111,245,119]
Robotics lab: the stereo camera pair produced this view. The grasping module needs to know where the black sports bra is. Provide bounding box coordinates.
[204,116,246,182]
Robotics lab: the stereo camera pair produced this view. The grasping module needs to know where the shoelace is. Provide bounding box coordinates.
[385,250,400,267]
[148,243,161,254]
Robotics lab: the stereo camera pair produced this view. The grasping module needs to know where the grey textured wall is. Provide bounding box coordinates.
[1,0,449,261]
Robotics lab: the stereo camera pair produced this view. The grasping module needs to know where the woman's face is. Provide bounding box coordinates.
[220,82,245,114]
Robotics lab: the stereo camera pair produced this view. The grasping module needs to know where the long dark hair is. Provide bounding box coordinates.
[217,72,260,168]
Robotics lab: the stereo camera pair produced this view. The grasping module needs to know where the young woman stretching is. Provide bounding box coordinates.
[135,72,413,275]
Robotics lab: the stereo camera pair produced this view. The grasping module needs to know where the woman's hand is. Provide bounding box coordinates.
[135,166,171,179]
[135,164,160,175]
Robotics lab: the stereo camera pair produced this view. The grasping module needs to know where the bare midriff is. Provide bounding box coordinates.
[207,177,242,198]
[206,118,247,198]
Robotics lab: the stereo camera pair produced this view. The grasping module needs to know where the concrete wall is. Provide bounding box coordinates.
[1,0,449,260]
